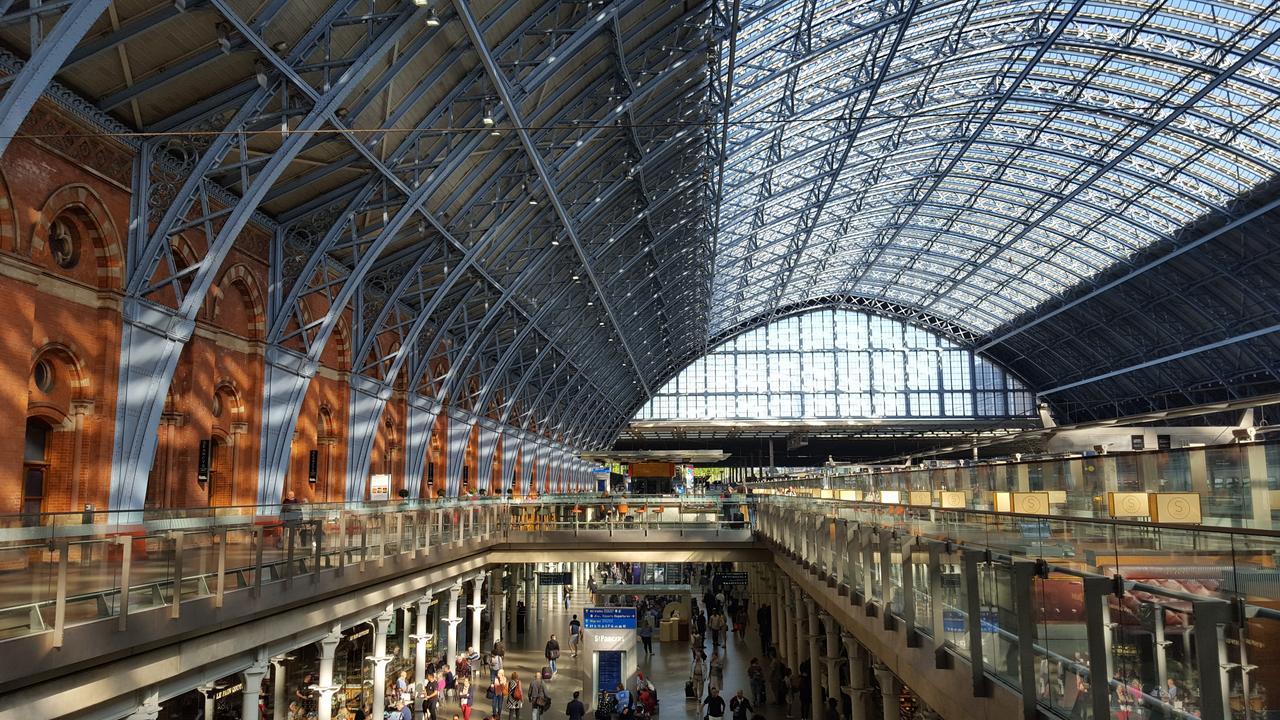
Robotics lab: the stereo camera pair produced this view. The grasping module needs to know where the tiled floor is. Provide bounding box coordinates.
[444,575,789,720]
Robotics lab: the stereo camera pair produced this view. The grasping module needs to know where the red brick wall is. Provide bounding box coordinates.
[0,102,542,515]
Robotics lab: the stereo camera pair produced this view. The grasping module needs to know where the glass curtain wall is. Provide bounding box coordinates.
[635,309,1035,421]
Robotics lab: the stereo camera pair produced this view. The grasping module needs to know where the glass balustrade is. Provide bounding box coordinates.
[6,489,1280,720]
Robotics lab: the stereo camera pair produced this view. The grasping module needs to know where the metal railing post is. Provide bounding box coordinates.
[1083,575,1115,720]
[169,531,185,619]
[116,535,133,631]
[1011,560,1038,720]
[252,526,264,597]
[215,528,227,608]
[1193,598,1232,720]
[52,540,68,648]
[961,548,988,697]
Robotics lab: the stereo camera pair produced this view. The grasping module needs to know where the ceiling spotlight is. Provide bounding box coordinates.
[482,103,495,127]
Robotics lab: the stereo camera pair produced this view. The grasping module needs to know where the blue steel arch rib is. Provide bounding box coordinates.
[110,1,423,511]
[267,0,711,458]
[0,0,113,159]
[253,0,700,499]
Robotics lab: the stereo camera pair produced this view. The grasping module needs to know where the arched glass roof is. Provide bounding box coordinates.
[14,0,1280,450]
[711,0,1280,335]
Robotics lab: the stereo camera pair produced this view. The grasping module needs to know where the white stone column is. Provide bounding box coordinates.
[774,574,788,663]
[198,683,215,720]
[371,606,395,715]
[126,687,162,720]
[316,624,342,720]
[533,562,542,629]
[806,597,822,717]
[401,605,412,660]
[243,653,270,720]
[492,568,506,646]
[790,583,805,670]
[822,612,840,702]
[507,564,519,639]
[271,656,288,720]
[413,592,434,693]
[842,634,868,720]
[446,581,464,667]
[874,666,899,720]
[469,573,486,653]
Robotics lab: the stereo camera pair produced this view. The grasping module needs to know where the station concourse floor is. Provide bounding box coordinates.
[451,582,789,720]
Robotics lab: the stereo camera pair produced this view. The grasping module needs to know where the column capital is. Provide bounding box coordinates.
[368,655,395,668]
[125,691,162,720]
[375,607,394,630]
[318,632,342,657]
[312,684,343,699]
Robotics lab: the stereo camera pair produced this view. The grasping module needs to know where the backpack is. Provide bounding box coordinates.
[512,681,523,701]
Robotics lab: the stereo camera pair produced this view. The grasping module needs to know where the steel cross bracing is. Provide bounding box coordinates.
[110,0,424,512]
[453,0,655,399]
[256,0,706,486]
[266,0,711,443]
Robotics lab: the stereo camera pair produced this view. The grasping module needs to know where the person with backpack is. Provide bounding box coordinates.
[545,634,561,677]
[489,650,504,684]
[569,615,582,658]
[614,683,633,717]
[565,691,586,720]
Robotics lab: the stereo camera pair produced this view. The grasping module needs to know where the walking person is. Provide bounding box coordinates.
[527,672,549,720]
[565,691,586,720]
[747,658,767,707]
[703,687,727,720]
[569,615,582,658]
[709,649,725,690]
[458,677,473,720]
[507,672,523,720]
[637,615,654,656]
[544,634,561,678]
[709,611,727,648]
[490,670,509,719]
[730,690,754,720]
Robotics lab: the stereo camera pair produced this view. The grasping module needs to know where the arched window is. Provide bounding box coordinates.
[634,309,1034,421]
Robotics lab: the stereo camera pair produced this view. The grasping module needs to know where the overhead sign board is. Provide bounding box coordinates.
[718,571,749,587]
[538,571,572,586]
[583,607,637,630]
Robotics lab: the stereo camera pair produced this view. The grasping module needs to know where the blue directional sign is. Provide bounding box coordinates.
[583,607,637,630]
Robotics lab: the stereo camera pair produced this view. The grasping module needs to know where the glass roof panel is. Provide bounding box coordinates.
[712,0,1280,337]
